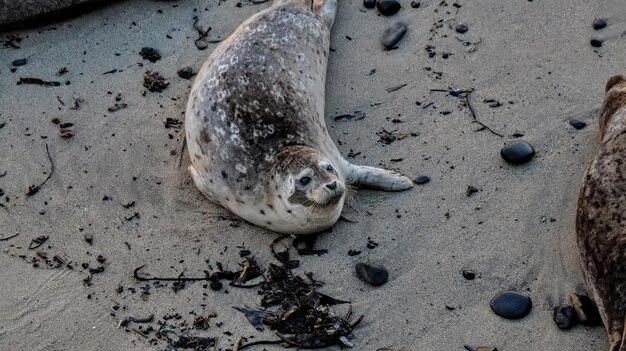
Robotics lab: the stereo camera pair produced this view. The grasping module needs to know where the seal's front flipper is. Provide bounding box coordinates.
[344,164,413,191]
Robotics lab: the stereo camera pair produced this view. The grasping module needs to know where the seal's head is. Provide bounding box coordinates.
[600,74,626,138]
[272,146,346,229]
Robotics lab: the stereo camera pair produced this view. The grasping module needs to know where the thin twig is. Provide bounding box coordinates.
[177,134,187,168]
[133,265,209,282]
[465,91,478,120]
[464,91,503,138]
[26,143,54,196]
[0,232,19,241]
[472,120,504,137]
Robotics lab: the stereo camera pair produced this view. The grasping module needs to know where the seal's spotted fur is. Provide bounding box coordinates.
[186,0,412,234]
[577,75,626,350]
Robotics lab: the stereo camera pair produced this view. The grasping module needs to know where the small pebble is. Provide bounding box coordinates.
[355,262,389,286]
[195,39,208,50]
[413,175,430,185]
[84,234,93,245]
[593,18,607,30]
[376,0,401,16]
[456,23,468,34]
[12,58,27,66]
[177,66,193,79]
[364,0,376,9]
[569,119,587,130]
[553,304,579,329]
[381,21,408,49]
[462,269,475,280]
[500,140,535,165]
[410,1,420,8]
[490,291,532,319]
[590,38,603,48]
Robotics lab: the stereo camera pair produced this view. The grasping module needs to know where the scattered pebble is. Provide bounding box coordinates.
[593,18,607,30]
[12,58,27,66]
[195,39,208,50]
[84,234,93,245]
[177,66,193,79]
[410,1,420,8]
[413,175,430,185]
[143,69,169,92]
[139,47,161,63]
[355,262,389,286]
[500,141,536,165]
[590,38,603,48]
[569,119,587,130]
[553,304,578,329]
[376,0,401,16]
[462,269,475,280]
[456,24,468,34]
[381,21,408,49]
[490,291,532,319]
[363,0,376,9]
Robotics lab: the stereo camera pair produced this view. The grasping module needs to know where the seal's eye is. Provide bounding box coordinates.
[326,165,334,173]
[299,177,312,186]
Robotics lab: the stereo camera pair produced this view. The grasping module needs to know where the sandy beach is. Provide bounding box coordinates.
[1,0,625,350]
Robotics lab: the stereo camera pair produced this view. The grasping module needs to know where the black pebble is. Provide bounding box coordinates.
[413,175,430,185]
[456,23,468,33]
[364,0,376,9]
[500,141,536,165]
[569,119,587,130]
[210,280,223,291]
[462,269,475,280]
[177,66,193,79]
[410,1,420,8]
[139,47,161,63]
[490,291,532,319]
[84,234,93,245]
[590,38,603,47]
[376,0,401,16]
[553,304,579,329]
[355,262,389,286]
[381,22,408,49]
[12,58,27,66]
[593,18,607,30]
[195,39,208,50]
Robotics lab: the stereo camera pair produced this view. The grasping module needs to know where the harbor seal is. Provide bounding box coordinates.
[185,0,413,234]
[576,75,626,351]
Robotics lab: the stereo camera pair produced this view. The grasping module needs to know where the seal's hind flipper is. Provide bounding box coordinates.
[344,164,413,191]
[315,0,336,28]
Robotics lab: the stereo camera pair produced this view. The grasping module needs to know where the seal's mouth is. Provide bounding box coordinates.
[316,192,344,208]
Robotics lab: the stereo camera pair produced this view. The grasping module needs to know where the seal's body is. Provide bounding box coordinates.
[186,0,412,234]
[577,75,626,351]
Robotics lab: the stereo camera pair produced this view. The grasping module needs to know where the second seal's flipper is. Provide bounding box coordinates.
[344,163,413,191]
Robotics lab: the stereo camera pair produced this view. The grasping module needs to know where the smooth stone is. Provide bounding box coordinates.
[12,58,27,66]
[500,141,535,165]
[376,0,401,16]
[553,304,579,329]
[195,39,208,50]
[456,23,468,33]
[410,1,420,8]
[363,0,376,9]
[355,262,389,286]
[413,175,430,185]
[177,66,193,79]
[381,21,408,49]
[490,291,532,319]
[593,18,607,30]
[569,119,587,130]
[590,38,603,47]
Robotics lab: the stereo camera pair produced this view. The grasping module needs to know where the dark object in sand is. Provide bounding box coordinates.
[29,235,49,250]
[490,291,532,319]
[355,262,389,286]
[177,66,193,79]
[553,304,579,329]
[26,143,55,197]
[376,0,401,16]
[139,47,161,63]
[17,77,61,87]
[195,39,208,50]
[456,23,468,33]
[413,175,430,185]
[108,103,128,112]
[590,38,603,48]
[569,293,602,326]
[569,118,587,130]
[12,58,27,66]
[363,0,376,9]
[500,141,535,165]
[143,69,169,92]
[593,18,607,30]
[381,22,407,49]
[462,269,475,280]
[410,1,420,8]
[0,0,117,30]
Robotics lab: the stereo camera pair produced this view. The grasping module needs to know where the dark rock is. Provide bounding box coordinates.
[456,23,468,34]
[12,58,27,66]
[195,39,208,50]
[363,0,376,9]
[0,0,107,28]
[553,304,579,329]
[84,234,93,245]
[593,18,607,30]
[490,291,532,319]
[410,1,420,8]
[139,47,161,63]
[210,280,223,291]
[381,21,408,49]
[177,66,193,79]
[355,262,389,286]
[570,293,602,326]
[500,141,535,165]
[413,175,430,185]
[466,186,479,197]
[569,119,587,130]
[476,348,498,351]
[462,269,475,280]
[590,38,603,48]
[376,0,401,16]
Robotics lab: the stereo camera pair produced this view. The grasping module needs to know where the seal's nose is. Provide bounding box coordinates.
[325,181,337,190]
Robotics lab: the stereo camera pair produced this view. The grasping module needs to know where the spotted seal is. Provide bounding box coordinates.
[185,0,413,234]
[576,75,626,350]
